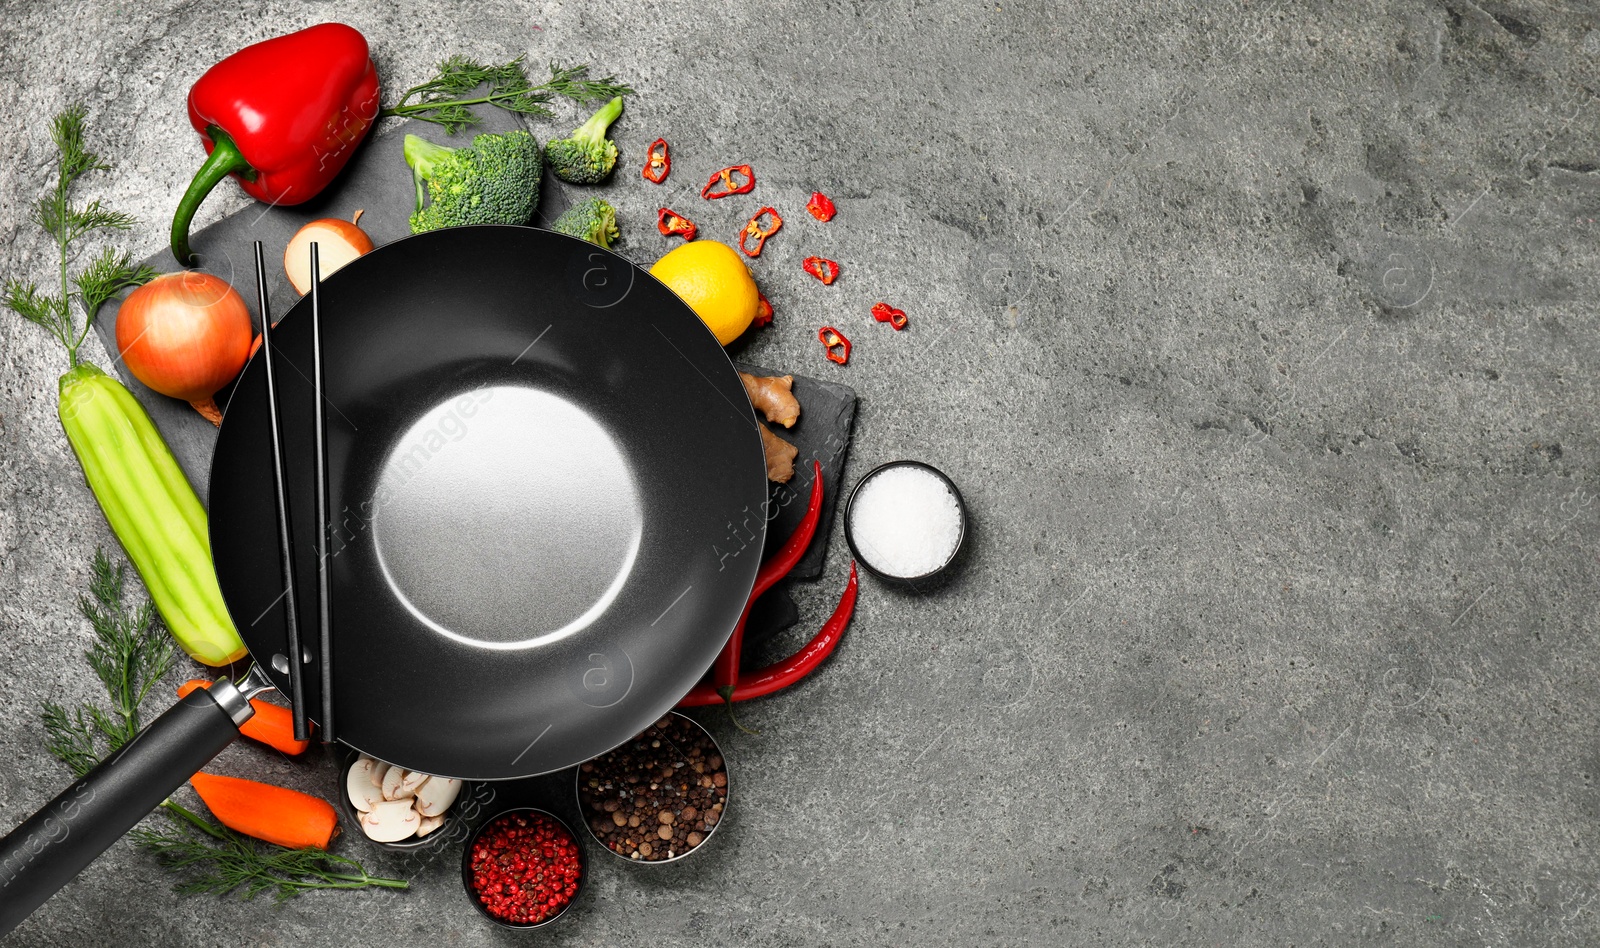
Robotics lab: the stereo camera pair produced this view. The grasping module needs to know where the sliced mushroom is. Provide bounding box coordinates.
[346,760,386,812]
[399,769,430,796]
[360,799,420,842]
[381,765,415,801]
[416,813,446,838]
[414,776,461,817]
[366,758,389,789]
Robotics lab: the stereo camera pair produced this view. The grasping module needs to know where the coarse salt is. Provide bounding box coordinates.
[848,465,963,578]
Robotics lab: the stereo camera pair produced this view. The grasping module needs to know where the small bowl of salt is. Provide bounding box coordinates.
[843,460,967,586]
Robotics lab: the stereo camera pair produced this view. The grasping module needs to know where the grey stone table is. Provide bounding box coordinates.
[2,2,1598,945]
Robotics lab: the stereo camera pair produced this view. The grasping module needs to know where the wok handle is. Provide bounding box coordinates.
[0,685,247,937]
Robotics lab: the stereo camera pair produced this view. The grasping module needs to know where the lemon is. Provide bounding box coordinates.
[650,240,760,345]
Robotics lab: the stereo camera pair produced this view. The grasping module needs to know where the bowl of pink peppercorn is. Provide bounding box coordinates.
[460,807,585,928]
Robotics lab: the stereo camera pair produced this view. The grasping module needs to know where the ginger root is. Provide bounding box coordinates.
[740,372,800,428]
[759,423,798,483]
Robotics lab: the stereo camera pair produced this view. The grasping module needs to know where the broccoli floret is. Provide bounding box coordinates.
[551,198,620,248]
[404,130,543,233]
[545,97,623,184]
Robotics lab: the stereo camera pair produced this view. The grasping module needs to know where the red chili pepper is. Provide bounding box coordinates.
[708,462,824,710]
[806,192,836,222]
[642,138,670,183]
[802,256,840,285]
[738,207,783,257]
[701,164,755,199]
[753,292,774,327]
[657,207,698,241]
[818,326,850,364]
[172,24,380,264]
[871,302,909,331]
[678,562,857,706]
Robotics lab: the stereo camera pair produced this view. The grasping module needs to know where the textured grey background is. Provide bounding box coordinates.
[2,0,1599,945]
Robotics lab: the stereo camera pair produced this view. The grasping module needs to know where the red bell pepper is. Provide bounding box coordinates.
[171,24,380,264]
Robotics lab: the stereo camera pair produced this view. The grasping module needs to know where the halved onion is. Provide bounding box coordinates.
[284,210,374,295]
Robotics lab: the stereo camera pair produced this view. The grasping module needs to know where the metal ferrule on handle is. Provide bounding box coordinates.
[207,677,255,726]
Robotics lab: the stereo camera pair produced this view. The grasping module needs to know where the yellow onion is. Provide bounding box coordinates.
[115,271,253,425]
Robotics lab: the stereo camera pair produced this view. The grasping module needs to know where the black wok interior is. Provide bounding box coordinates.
[210,225,767,779]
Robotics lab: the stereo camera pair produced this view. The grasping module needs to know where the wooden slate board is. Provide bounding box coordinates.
[89,106,856,592]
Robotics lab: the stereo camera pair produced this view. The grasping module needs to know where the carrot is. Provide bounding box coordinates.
[189,772,339,849]
[178,679,310,756]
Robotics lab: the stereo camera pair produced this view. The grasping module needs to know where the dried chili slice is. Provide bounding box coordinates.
[739,207,783,257]
[806,191,836,222]
[871,302,908,331]
[701,164,755,199]
[754,292,774,327]
[657,207,697,241]
[818,326,850,365]
[802,256,840,285]
[642,138,670,183]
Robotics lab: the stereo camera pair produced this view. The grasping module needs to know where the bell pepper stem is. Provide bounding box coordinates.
[170,126,256,265]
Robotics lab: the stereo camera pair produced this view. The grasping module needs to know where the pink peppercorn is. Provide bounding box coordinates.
[468,812,582,925]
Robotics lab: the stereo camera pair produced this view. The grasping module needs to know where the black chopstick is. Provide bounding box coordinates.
[309,242,336,744]
[253,241,309,742]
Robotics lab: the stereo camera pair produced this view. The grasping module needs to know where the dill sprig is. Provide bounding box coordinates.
[2,105,156,367]
[39,548,406,902]
[380,56,633,133]
[134,803,408,902]
[41,548,175,777]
